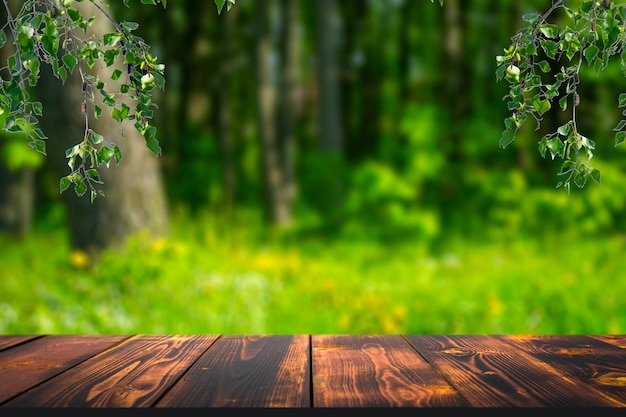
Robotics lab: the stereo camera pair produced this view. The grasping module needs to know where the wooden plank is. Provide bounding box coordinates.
[591,335,626,349]
[155,335,310,407]
[0,335,129,404]
[503,335,626,405]
[311,334,470,407]
[405,335,625,407]
[3,335,218,407]
[0,336,41,352]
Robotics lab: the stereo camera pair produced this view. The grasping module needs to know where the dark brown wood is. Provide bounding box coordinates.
[592,335,626,349]
[3,335,218,407]
[0,335,40,352]
[405,335,626,407]
[0,334,624,408]
[311,334,470,407]
[502,335,626,404]
[0,335,130,404]
[155,335,310,407]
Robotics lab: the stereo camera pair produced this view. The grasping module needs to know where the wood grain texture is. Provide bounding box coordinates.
[156,335,309,407]
[1,334,624,408]
[0,335,129,404]
[3,335,218,407]
[592,335,626,349]
[405,335,625,407]
[155,335,310,407]
[503,335,626,405]
[0,335,41,352]
[311,334,470,407]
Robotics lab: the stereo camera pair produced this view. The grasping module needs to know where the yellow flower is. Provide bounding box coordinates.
[151,237,167,254]
[69,250,90,269]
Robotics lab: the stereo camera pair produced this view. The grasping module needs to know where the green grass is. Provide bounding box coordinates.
[1,211,625,334]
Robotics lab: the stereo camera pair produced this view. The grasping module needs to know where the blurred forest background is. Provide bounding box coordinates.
[1,0,625,334]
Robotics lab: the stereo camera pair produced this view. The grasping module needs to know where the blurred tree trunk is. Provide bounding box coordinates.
[315,0,345,224]
[255,0,292,226]
[217,5,236,211]
[36,2,169,256]
[439,0,467,200]
[277,0,299,217]
[357,3,381,160]
[0,158,34,237]
[316,0,343,154]
[339,0,367,162]
[183,1,213,130]
[0,0,35,237]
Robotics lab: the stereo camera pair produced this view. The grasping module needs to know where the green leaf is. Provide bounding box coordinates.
[583,44,600,64]
[538,60,551,73]
[29,139,46,155]
[590,168,601,185]
[60,176,72,193]
[558,160,574,176]
[113,145,122,163]
[495,64,507,81]
[522,12,540,24]
[538,135,549,158]
[214,0,235,14]
[557,123,572,136]
[30,128,46,140]
[574,172,587,188]
[90,131,104,144]
[74,179,87,197]
[120,21,140,33]
[539,24,559,39]
[31,101,43,116]
[62,53,78,73]
[104,49,120,66]
[57,66,68,83]
[499,127,516,149]
[614,120,626,131]
[540,40,559,59]
[533,97,551,116]
[580,1,595,13]
[142,125,161,156]
[546,137,564,160]
[86,169,100,182]
[103,32,122,47]
[616,131,626,147]
[110,103,130,122]
[97,146,116,165]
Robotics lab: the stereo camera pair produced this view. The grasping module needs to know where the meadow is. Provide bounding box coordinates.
[1,208,624,335]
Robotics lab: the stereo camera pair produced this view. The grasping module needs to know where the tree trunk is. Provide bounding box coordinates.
[316,0,343,154]
[315,0,345,224]
[0,0,35,237]
[277,0,299,217]
[439,0,467,201]
[255,0,291,227]
[36,1,169,256]
[217,5,236,211]
[0,158,34,237]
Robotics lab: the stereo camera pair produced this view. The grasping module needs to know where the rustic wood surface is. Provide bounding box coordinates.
[0,334,624,408]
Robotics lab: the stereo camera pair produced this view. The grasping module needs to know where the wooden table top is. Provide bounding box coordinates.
[0,334,625,408]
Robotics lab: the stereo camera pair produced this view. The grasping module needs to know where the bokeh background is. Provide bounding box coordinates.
[1,0,625,334]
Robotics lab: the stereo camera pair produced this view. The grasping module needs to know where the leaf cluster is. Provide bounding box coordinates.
[1,0,166,201]
[496,0,626,192]
[214,0,235,15]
